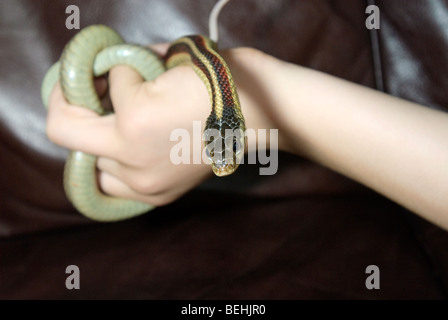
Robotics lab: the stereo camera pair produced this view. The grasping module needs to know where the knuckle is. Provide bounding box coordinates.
[117,109,148,141]
[128,175,160,195]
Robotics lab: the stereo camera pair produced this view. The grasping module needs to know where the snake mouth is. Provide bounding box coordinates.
[204,132,245,177]
[211,163,238,177]
[206,143,242,177]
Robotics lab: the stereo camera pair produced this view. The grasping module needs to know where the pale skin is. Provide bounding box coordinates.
[47,46,448,230]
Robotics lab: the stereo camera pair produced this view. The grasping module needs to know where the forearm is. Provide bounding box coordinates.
[288,66,447,226]
[230,49,448,229]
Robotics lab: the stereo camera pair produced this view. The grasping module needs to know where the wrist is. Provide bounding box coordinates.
[222,47,294,154]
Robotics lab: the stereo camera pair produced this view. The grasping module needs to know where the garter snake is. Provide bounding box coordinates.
[41,3,245,221]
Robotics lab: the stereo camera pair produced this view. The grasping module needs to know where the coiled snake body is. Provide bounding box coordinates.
[41,24,245,221]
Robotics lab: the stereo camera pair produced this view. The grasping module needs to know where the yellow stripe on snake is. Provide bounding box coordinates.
[41,24,245,221]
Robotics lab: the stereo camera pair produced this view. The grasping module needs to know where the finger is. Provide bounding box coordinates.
[46,82,118,157]
[98,171,152,203]
[98,170,185,207]
[108,65,144,110]
[97,156,156,195]
[97,157,124,181]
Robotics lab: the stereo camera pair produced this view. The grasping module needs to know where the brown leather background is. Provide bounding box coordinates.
[1,0,447,299]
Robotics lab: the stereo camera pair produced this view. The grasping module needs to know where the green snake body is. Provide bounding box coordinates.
[42,24,245,221]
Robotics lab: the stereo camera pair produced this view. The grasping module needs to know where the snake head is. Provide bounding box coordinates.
[204,121,245,177]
